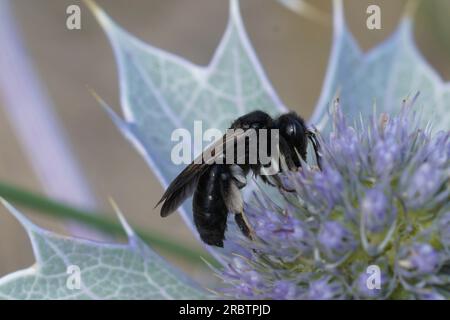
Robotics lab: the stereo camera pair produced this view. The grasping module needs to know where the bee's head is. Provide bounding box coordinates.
[275,112,309,167]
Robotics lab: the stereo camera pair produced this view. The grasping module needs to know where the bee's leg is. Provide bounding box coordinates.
[278,136,298,171]
[259,161,295,193]
[259,173,295,193]
[229,164,247,189]
[235,212,254,240]
[307,130,322,170]
[220,168,256,240]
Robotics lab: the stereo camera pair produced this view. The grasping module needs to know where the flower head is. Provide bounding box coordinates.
[361,187,393,233]
[217,102,450,299]
[318,221,356,261]
[307,276,345,300]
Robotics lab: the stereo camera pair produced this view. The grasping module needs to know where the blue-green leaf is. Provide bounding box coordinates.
[86,0,286,262]
[0,200,208,299]
[311,0,450,132]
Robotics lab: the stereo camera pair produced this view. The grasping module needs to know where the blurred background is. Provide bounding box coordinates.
[0,0,449,284]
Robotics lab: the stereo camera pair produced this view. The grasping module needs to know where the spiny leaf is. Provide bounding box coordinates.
[0,180,218,267]
[0,200,209,299]
[311,0,450,133]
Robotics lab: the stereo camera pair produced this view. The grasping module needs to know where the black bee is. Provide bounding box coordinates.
[156,110,321,247]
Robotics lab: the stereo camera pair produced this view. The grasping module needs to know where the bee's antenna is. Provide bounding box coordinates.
[307,130,322,170]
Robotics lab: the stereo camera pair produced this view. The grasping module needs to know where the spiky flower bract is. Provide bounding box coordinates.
[218,100,450,300]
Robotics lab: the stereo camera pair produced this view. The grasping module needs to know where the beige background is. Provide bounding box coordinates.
[0,0,449,283]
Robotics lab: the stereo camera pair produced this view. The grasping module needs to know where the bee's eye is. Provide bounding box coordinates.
[286,124,296,136]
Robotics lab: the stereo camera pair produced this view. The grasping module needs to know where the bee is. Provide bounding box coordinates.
[156,110,321,247]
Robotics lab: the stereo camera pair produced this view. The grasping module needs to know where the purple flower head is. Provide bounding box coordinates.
[272,280,299,300]
[361,187,393,233]
[230,256,250,273]
[398,243,441,277]
[224,256,260,283]
[234,282,256,298]
[217,103,450,300]
[417,291,446,300]
[372,138,400,177]
[329,126,361,170]
[427,131,449,167]
[352,266,392,299]
[439,211,450,247]
[318,221,356,261]
[309,167,343,212]
[307,276,345,300]
[403,163,444,209]
[246,201,315,257]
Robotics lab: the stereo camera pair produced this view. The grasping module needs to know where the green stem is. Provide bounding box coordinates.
[0,181,220,268]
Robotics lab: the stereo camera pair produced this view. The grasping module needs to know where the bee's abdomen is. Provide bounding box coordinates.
[193,165,228,247]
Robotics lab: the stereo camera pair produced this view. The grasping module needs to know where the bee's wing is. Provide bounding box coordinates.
[156,163,209,217]
[156,130,249,217]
